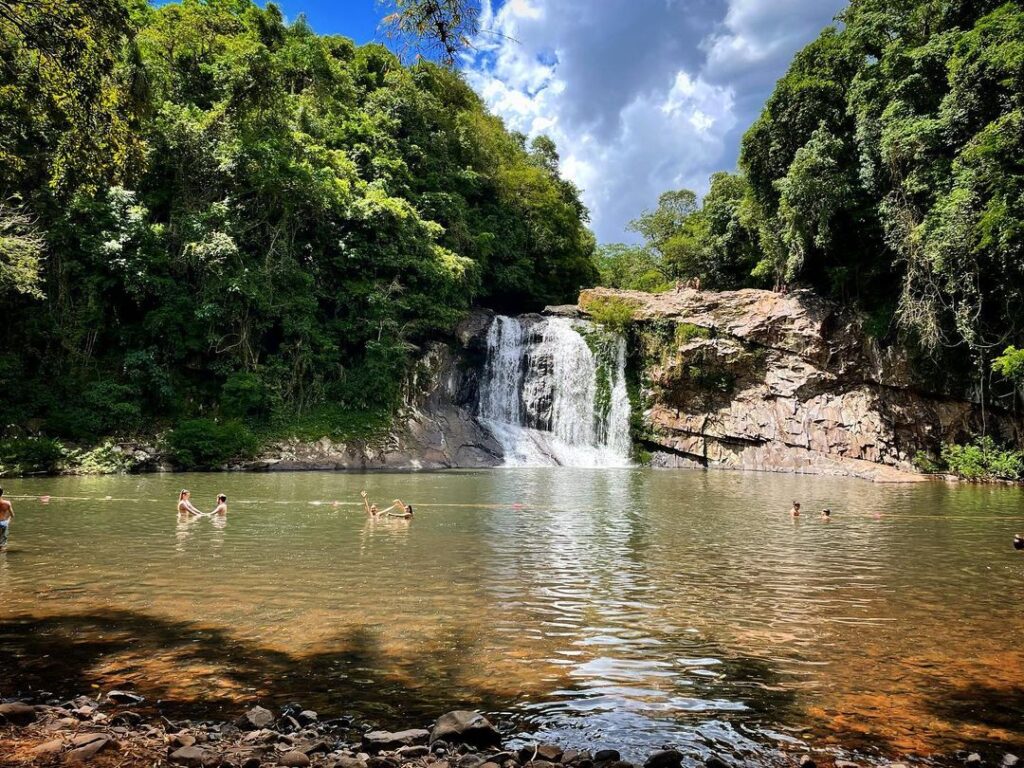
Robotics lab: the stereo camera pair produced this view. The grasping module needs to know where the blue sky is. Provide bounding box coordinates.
[200,0,847,242]
[262,0,381,44]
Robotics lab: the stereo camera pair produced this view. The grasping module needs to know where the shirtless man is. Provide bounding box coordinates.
[360,490,380,517]
[0,487,13,550]
[211,494,228,515]
[790,501,801,517]
[177,489,203,515]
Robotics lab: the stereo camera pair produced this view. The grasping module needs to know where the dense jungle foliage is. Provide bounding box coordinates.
[0,0,597,452]
[599,0,1024,415]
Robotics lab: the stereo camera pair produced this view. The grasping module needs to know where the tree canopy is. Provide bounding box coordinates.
[0,0,596,443]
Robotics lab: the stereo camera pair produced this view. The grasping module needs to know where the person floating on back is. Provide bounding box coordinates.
[790,501,801,517]
[0,487,14,550]
[212,494,228,516]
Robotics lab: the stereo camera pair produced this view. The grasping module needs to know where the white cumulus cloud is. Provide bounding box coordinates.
[461,0,845,242]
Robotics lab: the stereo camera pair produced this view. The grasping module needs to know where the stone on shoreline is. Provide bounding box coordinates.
[106,690,145,705]
[704,757,731,768]
[278,750,312,767]
[429,711,501,748]
[67,735,113,763]
[594,750,620,763]
[644,750,682,768]
[519,745,563,763]
[362,728,431,753]
[0,701,38,726]
[237,706,276,731]
[170,745,210,767]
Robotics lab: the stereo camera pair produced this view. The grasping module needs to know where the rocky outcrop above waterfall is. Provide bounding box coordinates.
[577,288,1022,482]
[255,311,503,471]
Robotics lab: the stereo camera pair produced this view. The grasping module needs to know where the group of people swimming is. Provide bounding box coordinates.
[175,488,413,520]
[361,490,414,519]
[177,489,228,517]
[790,501,831,520]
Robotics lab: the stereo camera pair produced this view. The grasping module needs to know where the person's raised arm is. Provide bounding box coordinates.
[360,490,373,516]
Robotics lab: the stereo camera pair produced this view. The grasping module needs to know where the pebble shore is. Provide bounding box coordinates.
[1,694,1017,768]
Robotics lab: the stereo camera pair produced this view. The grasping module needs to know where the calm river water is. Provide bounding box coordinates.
[1,470,1022,764]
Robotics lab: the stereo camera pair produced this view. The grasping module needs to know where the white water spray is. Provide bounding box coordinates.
[478,316,632,467]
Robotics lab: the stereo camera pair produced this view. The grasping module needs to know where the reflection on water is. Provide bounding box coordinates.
[1,470,1023,764]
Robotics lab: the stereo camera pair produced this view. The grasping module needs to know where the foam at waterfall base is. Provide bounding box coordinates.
[479,418,634,468]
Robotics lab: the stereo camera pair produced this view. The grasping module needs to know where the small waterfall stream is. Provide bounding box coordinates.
[478,315,632,467]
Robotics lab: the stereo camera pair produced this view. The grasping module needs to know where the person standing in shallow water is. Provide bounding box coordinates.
[177,489,202,515]
[790,501,801,517]
[0,487,13,550]
[211,494,228,516]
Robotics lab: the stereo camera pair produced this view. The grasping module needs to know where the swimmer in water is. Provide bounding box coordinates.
[820,508,831,520]
[0,487,13,550]
[360,490,380,517]
[177,489,203,516]
[382,499,413,519]
[790,501,801,517]
[361,491,412,519]
[1014,534,1023,551]
[211,494,228,515]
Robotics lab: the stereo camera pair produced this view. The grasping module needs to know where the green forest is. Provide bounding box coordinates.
[1,0,1023,472]
[600,0,1024,401]
[0,0,596,467]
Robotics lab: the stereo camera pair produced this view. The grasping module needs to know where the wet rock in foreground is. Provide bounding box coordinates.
[430,711,501,748]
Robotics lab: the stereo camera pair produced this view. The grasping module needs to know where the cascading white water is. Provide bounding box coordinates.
[478,315,632,467]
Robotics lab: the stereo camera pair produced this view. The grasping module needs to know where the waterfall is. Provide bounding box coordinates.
[478,315,633,467]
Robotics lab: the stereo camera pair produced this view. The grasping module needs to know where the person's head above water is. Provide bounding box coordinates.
[1015,534,1024,551]
[217,494,227,503]
[179,489,190,501]
[821,509,831,517]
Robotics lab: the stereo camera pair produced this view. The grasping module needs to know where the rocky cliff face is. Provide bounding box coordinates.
[256,310,503,471]
[579,287,1021,482]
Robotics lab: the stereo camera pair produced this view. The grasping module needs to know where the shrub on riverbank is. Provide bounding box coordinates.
[0,438,66,475]
[165,420,259,470]
[915,437,1024,481]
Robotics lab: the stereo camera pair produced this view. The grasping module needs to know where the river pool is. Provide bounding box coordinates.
[1,470,1022,764]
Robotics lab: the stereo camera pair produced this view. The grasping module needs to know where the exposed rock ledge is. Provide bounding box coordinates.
[579,287,1021,483]
[252,311,503,472]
